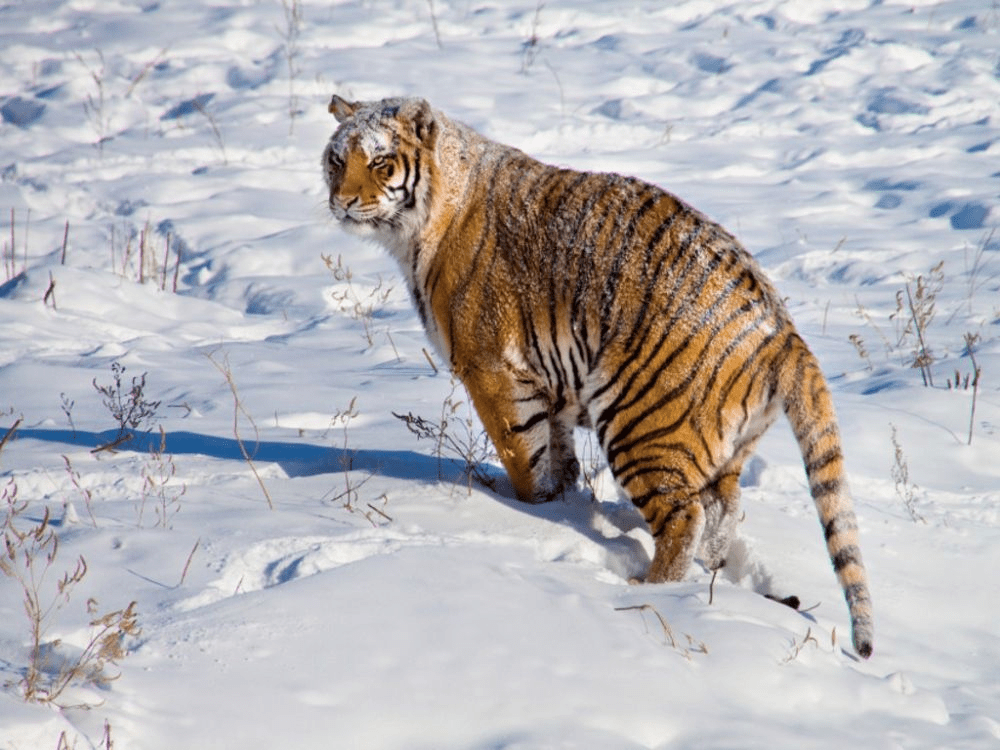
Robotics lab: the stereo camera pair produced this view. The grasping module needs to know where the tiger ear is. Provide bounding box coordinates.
[408,98,437,147]
[328,95,358,122]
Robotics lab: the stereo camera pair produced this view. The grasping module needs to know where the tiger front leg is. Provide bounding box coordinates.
[548,410,581,495]
[460,367,567,503]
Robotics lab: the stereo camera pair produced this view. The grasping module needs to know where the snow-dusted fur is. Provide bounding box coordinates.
[323,95,873,658]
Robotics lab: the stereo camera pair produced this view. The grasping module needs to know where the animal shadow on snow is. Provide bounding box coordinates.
[14,425,651,579]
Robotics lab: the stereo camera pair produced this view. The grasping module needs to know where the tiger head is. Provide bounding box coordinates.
[323,95,437,241]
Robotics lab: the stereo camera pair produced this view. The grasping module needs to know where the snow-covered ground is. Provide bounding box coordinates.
[2,0,999,747]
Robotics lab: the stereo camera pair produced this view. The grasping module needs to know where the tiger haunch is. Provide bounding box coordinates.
[323,95,874,659]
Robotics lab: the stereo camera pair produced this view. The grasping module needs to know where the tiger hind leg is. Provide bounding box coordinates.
[698,406,778,572]
[641,490,707,583]
[698,469,742,572]
[603,432,708,581]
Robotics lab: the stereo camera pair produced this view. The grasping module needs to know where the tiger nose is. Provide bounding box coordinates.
[332,193,357,210]
[330,194,358,216]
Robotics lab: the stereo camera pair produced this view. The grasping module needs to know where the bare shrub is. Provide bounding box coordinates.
[1,480,140,705]
[393,376,497,493]
[890,424,924,523]
[92,362,161,451]
[890,261,944,386]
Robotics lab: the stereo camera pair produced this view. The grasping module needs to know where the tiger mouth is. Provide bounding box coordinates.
[340,213,387,230]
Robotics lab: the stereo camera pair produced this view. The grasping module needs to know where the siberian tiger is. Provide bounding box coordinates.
[322,95,874,659]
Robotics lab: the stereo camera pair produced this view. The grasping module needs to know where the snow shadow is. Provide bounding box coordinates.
[13,425,650,576]
[161,93,215,120]
[0,96,45,128]
[13,426,451,483]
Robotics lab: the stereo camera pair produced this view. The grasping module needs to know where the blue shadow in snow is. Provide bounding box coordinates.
[8,426,667,581]
[11,426,500,487]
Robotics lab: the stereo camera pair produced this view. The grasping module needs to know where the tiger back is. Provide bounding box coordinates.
[323,95,874,659]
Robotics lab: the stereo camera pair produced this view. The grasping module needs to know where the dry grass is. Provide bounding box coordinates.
[1,480,140,706]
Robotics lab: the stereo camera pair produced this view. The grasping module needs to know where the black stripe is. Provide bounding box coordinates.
[410,241,429,327]
[528,445,547,469]
[843,582,871,605]
[810,479,841,500]
[647,500,697,536]
[614,441,708,487]
[832,545,862,571]
[604,400,696,469]
[510,410,547,434]
[404,151,421,209]
[710,323,780,439]
[805,448,842,476]
[823,512,857,542]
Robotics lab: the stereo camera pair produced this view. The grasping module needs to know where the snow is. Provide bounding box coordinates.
[1,0,999,747]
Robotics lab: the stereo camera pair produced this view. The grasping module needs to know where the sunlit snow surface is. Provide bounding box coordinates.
[1,1,999,747]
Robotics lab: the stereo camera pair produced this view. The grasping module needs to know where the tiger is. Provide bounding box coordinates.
[322,95,874,659]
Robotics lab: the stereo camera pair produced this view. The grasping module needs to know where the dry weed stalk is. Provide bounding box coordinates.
[60,393,77,438]
[0,415,22,459]
[322,398,389,526]
[615,604,708,659]
[177,537,201,587]
[782,626,820,663]
[520,1,545,71]
[58,720,115,750]
[4,207,30,280]
[43,271,57,310]
[848,333,873,371]
[853,297,894,360]
[426,0,443,49]
[73,50,110,154]
[947,332,983,446]
[279,0,303,133]
[193,98,228,165]
[1,481,140,705]
[959,228,995,317]
[890,261,944,386]
[60,219,70,265]
[206,351,274,509]
[393,376,497,494]
[578,430,608,503]
[890,424,924,523]
[322,253,398,354]
[62,455,98,527]
[139,426,187,529]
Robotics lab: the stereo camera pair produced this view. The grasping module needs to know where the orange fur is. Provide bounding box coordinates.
[323,95,874,658]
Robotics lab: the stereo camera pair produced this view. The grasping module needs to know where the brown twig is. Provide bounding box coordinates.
[615,604,678,648]
[422,347,439,374]
[60,220,69,265]
[43,272,57,310]
[206,352,274,509]
[366,502,393,523]
[178,537,200,586]
[91,432,134,454]
[0,416,23,456]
